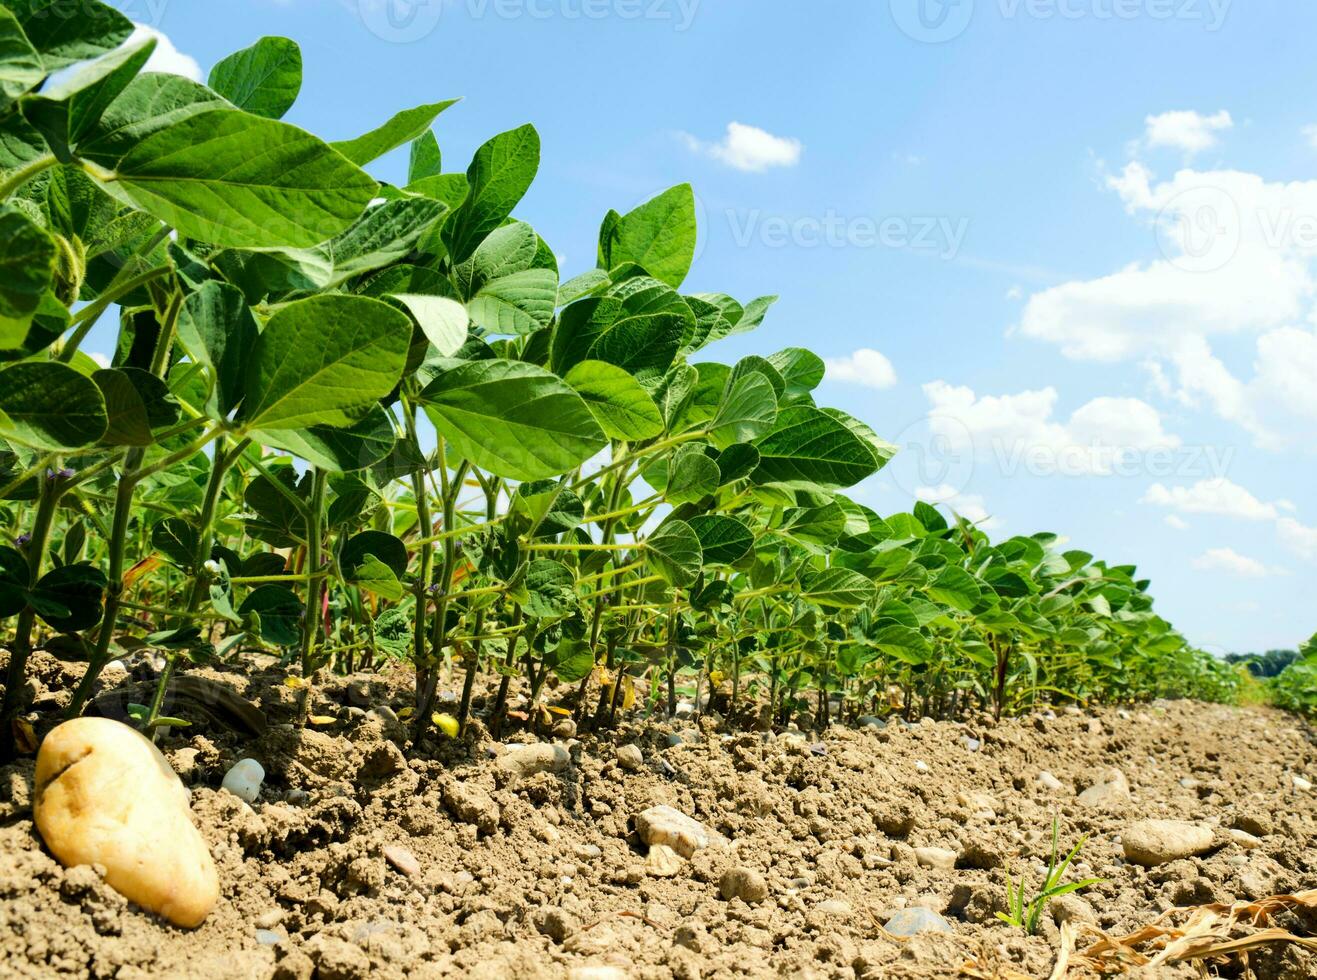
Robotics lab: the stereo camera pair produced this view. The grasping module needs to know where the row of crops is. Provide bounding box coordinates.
[0,3,1256,759]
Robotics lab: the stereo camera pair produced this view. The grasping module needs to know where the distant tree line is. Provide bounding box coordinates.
[1226,649,1300,678]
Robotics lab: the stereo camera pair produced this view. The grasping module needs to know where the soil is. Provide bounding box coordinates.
[2,651,1316,979]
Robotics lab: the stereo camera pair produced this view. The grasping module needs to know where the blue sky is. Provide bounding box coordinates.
[111,0,1315,654]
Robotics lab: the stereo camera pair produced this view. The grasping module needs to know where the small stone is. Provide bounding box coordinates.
[1049,894,1096,925]
[616,744,644,771]
[884,907,953,937]
[497,743,570,779]
[961,736,982,753]
[532,906,578,943]
[568,968,628,980]
[367,704,399,725]
[1077,768,1130,807]
[1229,828,1262,850]
[221,758,265,804]
[1037,771,1063,792]
[914,760,929,773]
[360,741,407,779]
[666,733,684,748]
[914,847,957,870]
[256,929,283,946]
[1293,775,1313,792]
[1121,820,1215,867]
[646,843,684,877]
[552,719,576,740]
[635,805,724,858]
[256,908,285,929]
[383,845,421,878]
[957,791,996,817]
[816,899,852,916]
[34,718,219,928]
[719,867,768,904]
[1179,777,1200,790]
[858,716,886,728]
[674,701,697,718]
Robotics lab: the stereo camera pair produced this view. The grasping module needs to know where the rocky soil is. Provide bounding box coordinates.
[2,654,1316,979]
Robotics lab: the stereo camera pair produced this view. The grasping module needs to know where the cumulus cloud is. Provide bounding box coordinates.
[1143,109,1233,155]
[132,25,202,81]
[1141,478,1280,522]
[1015,149,1317,446]
[823,349,897,389]
[1278,517,1317,562]
[921,381,1179,476]
[1191,547,1275,578]
[681,122,802,173]
[1164,514,1190,530]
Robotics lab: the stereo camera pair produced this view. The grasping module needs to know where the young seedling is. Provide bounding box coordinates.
[996,816,1102,936]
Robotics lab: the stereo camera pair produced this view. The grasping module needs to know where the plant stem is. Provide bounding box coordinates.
[0,154,56,200]
[299,469,328,676]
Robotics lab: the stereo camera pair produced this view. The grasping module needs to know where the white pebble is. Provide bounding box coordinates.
[221,759,265,804]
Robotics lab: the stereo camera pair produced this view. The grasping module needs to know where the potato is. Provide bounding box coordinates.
[34,717,219,928]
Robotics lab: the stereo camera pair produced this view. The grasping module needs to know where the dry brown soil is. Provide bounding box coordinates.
[2,653,1316,979]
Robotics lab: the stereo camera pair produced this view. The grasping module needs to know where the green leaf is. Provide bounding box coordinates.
[419,359,606,482]
[522,558,577,620]
[348,553,404,601]
[646,519,702,588]
[0,8,45,111]
[4,0,132,72]
[442,123,540,265]
[709,370,778,449]
[391,294,468,356]
[661,444,719,505]
[238,584,302,646]
[151,517,198,568]
[453,219,538,297]
[752,406,878,489]
[207,36,302,119]
[687,515,753,566]
[112,108,378,248]
[467,268,558,336]
[602,184,697,288]
[767,347,826,397]
[77,72,230,167]
[0,361,107,449]
[332,99,458,167]
[563,360,663,442]
[587,312,684,385]
[91,367,178,445]
[30,563,105,632]
[341,530,408,579]
[547,637,594,683]
[409,130,441,182]
[239,294,411,431]
[176,280,257,419]
[253,404,396,473]
[22,30,155,154]
[800,568,876,609]
[550,296,622,376]
[0,206,56,348]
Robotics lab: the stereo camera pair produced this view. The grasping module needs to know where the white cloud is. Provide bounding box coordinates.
[1142,478,1280,521]
[824,349,897,389]
[132,25,202,81]
[1144,109,1233,155]
[1165,514,1190,530]
[1303,125,1317,152]
[1015,154,1317,446]
[922,381,1179,476]
[1278,517,1317,561]
[681,122,802,173]
[1191,547,1274,578]
[916,484,1002,530]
